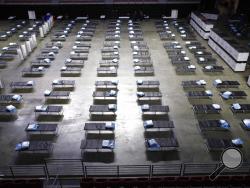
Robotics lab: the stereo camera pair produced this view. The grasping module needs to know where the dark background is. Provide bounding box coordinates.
[0,0,248,20]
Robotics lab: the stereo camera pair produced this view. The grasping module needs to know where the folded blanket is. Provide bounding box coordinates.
[137,80,143,85]
[196,80,206,85]
[44,90,51,96]
[15,141,30,151]
[221,91,232,99]
[105,122,115,130]
[212,104,221,110]
[144,120,154,128]
[108,104,116,110]
[231,138,243,146]
[137,92,145,97]
[148,139,160,148]
[232,103,241,110]
[205,90,213,96]
[12,95,22,101]
[213,79,222,86]
[6,105,16,112]
[27,123,39,130]
[219,120,230,129]
[243,119,250,128]
[141,104,149,111]
[35,105,47,112]
[102,140,115,149]
[27,80,34,86]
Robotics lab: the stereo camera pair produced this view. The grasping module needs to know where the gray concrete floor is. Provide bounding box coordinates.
[0,19,250,166]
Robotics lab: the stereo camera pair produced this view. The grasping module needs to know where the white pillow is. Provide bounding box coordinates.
[137,92,145,97]
[134,66,141,71]
[12,95,22,101]
[44,90,51,96]
[38,66,44,71]
[199,57,205,62]
[214,79,222,85]
[48,52,55,56]
[44,58,50,63]
[133,59,139,63]
[21,141,30,149]
[188,65,196,69]
[53,79,59,84]
[109,66,116,70]
[6,105,16,112]
[112,58,118,63]
[145,120,153,126]
[66,58,72,63]
[205,65,213,70]
[108,104,116,110]
[142,104,150,110]
[232,103,241,110]
[109,90,117,96]
[111,80,118,85]
[27,123,39,130]
[27,81,34,86]
[137,80,143,85]
[61,66,67,71]
[205,90,212,96]
[212,104,221,110]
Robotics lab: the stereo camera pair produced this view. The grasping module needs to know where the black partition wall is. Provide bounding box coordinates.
[0,0,200,19]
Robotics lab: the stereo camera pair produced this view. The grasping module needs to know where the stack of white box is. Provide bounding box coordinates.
[17,34,38,61]
[190,12,217,40]
[40,16,54,38]
[208,29,249,71]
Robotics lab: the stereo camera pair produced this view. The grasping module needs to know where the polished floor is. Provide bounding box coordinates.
[0,19,250,166]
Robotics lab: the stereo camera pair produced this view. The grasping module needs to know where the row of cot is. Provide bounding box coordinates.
[157,19,197,73]
[137,79,178,151]
[61,20,97,76]
[158,21,223,74]
[80,19,122,154]
[130,20,178,151]
[133,20,177,151]
[11,20,79,154]
[129,20,154,76]
[97,19,121,77]
[14,19,99,155]
[12,19,78,155]
[81,20,176,154]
